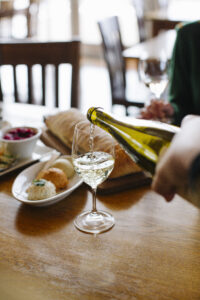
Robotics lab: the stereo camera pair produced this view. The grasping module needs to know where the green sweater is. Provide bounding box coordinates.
[169,21,200,125]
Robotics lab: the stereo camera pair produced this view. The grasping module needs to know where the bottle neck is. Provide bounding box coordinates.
[87,107,156,175]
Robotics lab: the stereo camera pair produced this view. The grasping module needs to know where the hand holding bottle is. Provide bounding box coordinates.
[87,107,179,175]
[87,108,200,208]
[152,115,200,207]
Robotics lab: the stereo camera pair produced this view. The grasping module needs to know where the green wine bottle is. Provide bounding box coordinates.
[87,107,200,208]
[87,107,180,176]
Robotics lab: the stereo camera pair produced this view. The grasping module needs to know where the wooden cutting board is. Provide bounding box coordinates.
[40,128,152,194]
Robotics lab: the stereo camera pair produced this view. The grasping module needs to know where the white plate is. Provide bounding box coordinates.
[0,140,55,177]
[12,156,83,207]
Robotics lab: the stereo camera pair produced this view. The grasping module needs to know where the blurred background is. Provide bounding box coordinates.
[0,0,195,114]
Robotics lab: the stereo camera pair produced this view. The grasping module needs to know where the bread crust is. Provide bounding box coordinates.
[38,167,68,190]
[44,109,142,178]
[45,109,86,149]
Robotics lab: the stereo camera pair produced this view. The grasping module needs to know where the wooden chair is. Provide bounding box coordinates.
[132,0,170,38]
[98,16,144,115]
[0,39,80,108]
[132,0,146,42]
[0,0,39,38]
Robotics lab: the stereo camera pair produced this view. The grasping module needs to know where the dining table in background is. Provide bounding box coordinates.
[145,0,200,37]
[123,29,176,63]
[0,102,200,299]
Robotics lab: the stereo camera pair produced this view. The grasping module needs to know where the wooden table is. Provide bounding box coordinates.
[145,0,200,36]
[123,30,176,62]
[0,103,200,299]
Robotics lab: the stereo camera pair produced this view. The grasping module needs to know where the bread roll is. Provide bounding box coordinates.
[38,167,68,190]
[45,109,86,149]
[51,158,75,178]
[44,109,142,178]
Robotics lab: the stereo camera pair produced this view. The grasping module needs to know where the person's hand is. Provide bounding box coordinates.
[152,115,200,201]
[139,99,174,123]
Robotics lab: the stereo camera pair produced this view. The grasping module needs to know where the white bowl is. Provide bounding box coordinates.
[0,126,42,159]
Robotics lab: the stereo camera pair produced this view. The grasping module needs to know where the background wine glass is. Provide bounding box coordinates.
[138,55,169,102]
[72,120,115,234]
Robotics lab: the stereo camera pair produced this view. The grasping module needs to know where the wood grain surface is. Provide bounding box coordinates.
[0,103,200,299]
[1,173,200,300]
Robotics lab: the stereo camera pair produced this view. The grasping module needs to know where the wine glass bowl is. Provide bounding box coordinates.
[72,120,115,234]
[138,57,169,100]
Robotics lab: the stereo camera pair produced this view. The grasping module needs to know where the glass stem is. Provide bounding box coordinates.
[92,188,97,213]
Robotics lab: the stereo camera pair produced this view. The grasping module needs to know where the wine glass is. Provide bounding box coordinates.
[72,120,115,234]
[138,54,169,101]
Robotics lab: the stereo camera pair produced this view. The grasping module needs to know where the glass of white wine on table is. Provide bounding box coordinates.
[72,120,115,234]
[138,54,169,101]
[138,53,174,123]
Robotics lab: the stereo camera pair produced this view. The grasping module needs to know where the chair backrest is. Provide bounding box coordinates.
[0,0,39,38]
[0,39,80,108]
[98,16,126,105]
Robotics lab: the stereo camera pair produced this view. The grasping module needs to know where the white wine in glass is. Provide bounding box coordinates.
[72,120,115,234]
[138,56,169,100]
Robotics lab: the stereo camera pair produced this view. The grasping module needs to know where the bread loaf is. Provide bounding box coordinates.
[44,109,142,178]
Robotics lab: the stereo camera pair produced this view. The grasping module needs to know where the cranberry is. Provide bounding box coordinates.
[3,127,36,140]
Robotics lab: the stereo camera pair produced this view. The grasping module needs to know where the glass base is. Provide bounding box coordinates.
[74,210,115,234]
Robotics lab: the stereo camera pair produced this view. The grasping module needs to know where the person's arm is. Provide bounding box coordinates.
[152,115,200,203]
[168,24,192,125]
